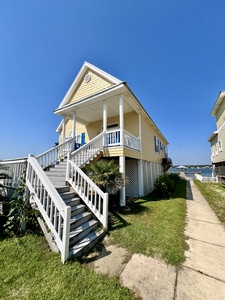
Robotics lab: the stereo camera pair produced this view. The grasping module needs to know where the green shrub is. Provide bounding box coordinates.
[3,166,40,236]
[153,173,180,198]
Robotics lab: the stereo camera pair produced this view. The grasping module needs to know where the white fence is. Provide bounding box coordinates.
[0,157,27,190]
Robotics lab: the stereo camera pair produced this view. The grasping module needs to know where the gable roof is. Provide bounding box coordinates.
[58,61,122,108]
[210,91,225,116]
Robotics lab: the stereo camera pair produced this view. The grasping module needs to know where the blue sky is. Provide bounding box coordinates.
[0,0,224,165]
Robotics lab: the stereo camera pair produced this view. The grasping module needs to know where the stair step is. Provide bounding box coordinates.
[60,191,76,200]
[71,204,86,216]
[69,229,106,257]
[64,197,80,206]
[70,211,92,229]
[56,186,70,193]
[45,172,66,177]
[46,169,67,174]
[69,220,98,245]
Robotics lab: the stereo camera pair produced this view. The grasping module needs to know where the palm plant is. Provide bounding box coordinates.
[83,159,125,193]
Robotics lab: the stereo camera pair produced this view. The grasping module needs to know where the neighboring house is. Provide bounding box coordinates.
[208,91,225,182]
[54,61,171,204]
[0,61,171,262]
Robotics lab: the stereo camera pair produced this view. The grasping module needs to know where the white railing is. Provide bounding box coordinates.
[0,157,27,188]
[195,173,217,183]
[70,132,105,167]
[106,129,120,146]
[37,137,76,169]
[105,129,140,150]
[124,130,140,150]
[66,159,108,229]
[26,155,71,263]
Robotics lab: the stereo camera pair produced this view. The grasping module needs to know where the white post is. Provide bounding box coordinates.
[103,101,107,132]
[103,193,109,230]
[103,101,107,146]
[138,113,142,153]
[61,206,71,263]
[119,95,124,146]
[62,117,66,142]
[72,113,76,150]
[119,156,126,206]
[138,160,144,196]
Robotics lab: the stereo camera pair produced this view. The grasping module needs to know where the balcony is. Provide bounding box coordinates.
[105,129,140,151]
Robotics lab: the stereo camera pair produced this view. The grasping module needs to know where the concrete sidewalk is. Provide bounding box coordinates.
[176,178,225,299]
[87,178,225,299]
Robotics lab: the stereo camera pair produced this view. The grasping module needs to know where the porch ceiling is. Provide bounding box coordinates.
[54,84,139,124]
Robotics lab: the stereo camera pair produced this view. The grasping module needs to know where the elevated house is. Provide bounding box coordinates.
[209,91,225,183]
[0,62,171,262]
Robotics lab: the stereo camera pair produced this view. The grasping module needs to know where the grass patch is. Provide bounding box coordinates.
[0,234,136,300]
[108,178,188,266]
[194,180,225,226]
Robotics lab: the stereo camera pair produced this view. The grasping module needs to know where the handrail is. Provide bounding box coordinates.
[36,137,76,169]
[66,158,108,229]
[26,155,71,263]
[70,132,105,167]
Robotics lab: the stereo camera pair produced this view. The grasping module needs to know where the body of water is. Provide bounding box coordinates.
[169,167,212,179]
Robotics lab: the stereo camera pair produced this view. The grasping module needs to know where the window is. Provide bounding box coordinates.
[219,140,223,152]
[154,136,160,154]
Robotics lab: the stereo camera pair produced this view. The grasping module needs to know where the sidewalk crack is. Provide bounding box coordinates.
[182,266,225,284]
[188,236,225,248]
[173,267,179,300]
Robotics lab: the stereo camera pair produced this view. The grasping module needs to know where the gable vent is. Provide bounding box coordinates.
[84,74,91,83]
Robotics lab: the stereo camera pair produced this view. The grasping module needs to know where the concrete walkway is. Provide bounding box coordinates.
[87,178,225,299]
[176,177,225,299]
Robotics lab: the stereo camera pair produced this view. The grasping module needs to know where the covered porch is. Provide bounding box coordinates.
[54,83,142,206]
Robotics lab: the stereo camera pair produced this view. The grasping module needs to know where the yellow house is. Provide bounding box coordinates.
[0,61,172,262]
[54,62,171,205]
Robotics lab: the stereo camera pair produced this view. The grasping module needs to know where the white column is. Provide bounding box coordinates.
[119,95,124,146]
[138,160,144,196]
[103,101,107,146]
[72,113,76,150]
[62,117,66,142]
[103,101,107,132]
[119,156,126,206]
[138,112,142,153]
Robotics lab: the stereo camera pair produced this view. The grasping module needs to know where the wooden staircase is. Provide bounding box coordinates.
[44,161,106,258]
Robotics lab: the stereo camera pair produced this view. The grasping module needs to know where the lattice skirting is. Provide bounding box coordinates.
[125,159,162,197]
[125,159,139,197]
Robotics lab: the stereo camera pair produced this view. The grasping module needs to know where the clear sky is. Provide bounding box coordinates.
[0,0,224,165]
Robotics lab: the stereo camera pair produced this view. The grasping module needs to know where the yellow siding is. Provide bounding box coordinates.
[59,119,88,143]
[216,100,225,128]
[68,70,113,104]
[140,115,166,163]
[103,147,124,157]
[124,112,139,136]
[124,148,140,159]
